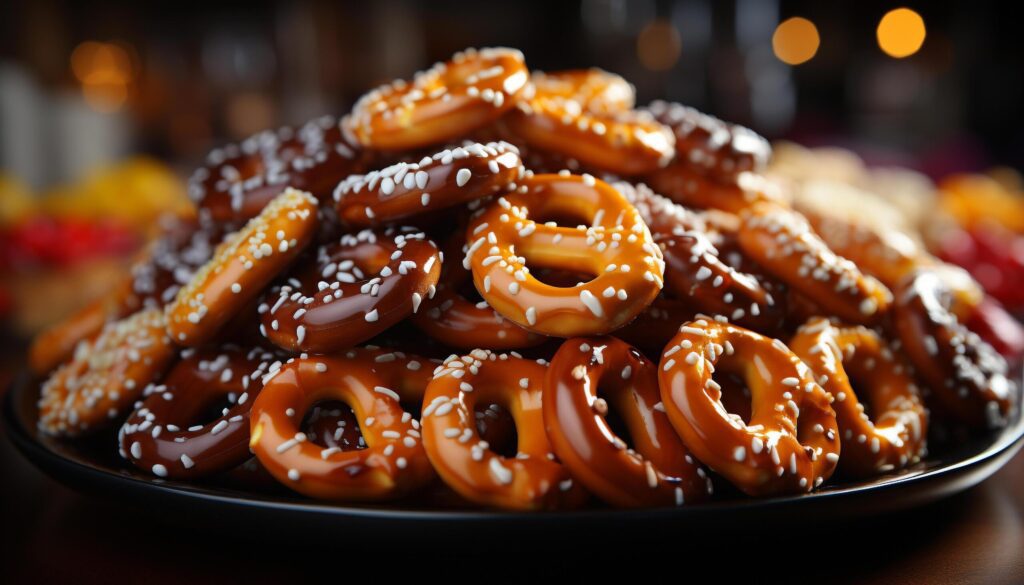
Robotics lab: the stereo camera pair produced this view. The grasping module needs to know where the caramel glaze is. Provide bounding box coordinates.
[345,47,529,151]
[421,350,587,510]
[464,173,664,337]
[658,318,840,496]
[250,348,436,500]
[738,202,892,326]
[412,231,546,349]
[119,346,280,479]
[530,69,636,115]
[334,141,524,228]
[892,270,1016,429]
[258,227,441,353]
[790,318,928,477]
[544,336,712,507]
[646,163,784,215]
[189,115,364,222]
[166,188,319,346]
[38,309,175,437]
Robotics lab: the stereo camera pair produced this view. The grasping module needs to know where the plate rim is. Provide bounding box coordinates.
[5,370,1024,523]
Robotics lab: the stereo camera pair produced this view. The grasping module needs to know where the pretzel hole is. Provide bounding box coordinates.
[475,403,517,457]
[302,401,365,451]
[531,267,596,288]
[844,367,877,421]
[716,372,753,426]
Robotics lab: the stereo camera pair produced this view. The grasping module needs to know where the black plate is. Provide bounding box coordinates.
[4,371,1023,537]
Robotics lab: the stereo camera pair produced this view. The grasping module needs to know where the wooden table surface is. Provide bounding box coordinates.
[3,364,1023,585]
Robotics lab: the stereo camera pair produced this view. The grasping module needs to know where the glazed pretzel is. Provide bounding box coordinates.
[250,348,435,500]
[646,163,784,214]
[790,318,928,476]
[38,309,175,437]
[507,83,675,176]
[531,68,635,114]
[893,271,1016,429]
[464,173,664,336]
[345,47,529,150]
[412,232,545,349]
[738,202,892,325]
[544,337,713,507]
[421,350,586,510]
[334,141,523,227]
[189,115,362,221]
[658,318,840,496]
[166,188,319,346]
[119,346,279,479]
[645,100,771,182]
[258,227,441,353]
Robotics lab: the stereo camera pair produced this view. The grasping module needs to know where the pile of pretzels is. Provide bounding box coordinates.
[29,47,1019,510]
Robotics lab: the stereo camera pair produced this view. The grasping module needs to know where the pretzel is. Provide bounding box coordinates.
[507,75,675,175]
[645,100,771,182]
[189,115,362,221]
[421,350,586,510]
[544,337,712,507]
[119,346,279,479]
[738,202,892,325]
[166,188,319,346]
[409,230,542,349]
[530,69,635,114]
[345,47,529,150]
[38,309,175,437]
[258,227,441,353]
[334,142,523,227]
[658,318,840,496]
[892,271,1016,429]
[250,348,435,500]
[647,164,784,214]
[789,318,928,477]
[464,173,664,336]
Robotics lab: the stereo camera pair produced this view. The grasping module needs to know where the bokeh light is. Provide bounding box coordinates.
[636,19,682,71]
[70,41,135,112]
[772,17,820,66]
[877,8,926,58]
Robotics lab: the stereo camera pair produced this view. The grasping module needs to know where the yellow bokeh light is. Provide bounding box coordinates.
[70,41,135,113]
[636,20,682,71]
[772,17,820,65]
[877,8,926,58]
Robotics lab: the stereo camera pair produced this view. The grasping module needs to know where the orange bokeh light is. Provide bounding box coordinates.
[772,17,820,66]
[877,8,926,58]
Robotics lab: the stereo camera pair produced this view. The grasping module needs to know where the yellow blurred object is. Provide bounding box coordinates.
[0,173,37,225]
[40,157,194,229]
[938,174,1024,234]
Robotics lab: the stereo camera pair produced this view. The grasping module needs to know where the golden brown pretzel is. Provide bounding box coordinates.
[530,69,635,114]
[258,227,441,353]
[38,309,175,437]
[464,173,664,336]
[544,337,712,507]
[333,142,523,227]
[250,348,436,500]
[345,47,529,150]
[790,318,928,476]
[421,350,587,510]
[738,202,893,325]
[658,318,840,496]
[646,164,784,214]
[166,188,319,346]
[892,270,1016,429]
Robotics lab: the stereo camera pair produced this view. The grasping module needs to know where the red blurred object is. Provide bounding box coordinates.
[936,224,1024,311]
[966,296,1024,361]
[0,216,140,269]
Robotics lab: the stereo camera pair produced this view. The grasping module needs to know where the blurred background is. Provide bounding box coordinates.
[0,0,1022,355]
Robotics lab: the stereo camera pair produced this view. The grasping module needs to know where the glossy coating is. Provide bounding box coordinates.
[421,350,587,510]
[738,202,893,326]
[464,173,664,336]
[645,100,771,183]
[790,318,928,477]
[119,346,279,479]
[334,141,523,227]
[544,336,712,507]
[412,231,546,349]
[259,227,441,353]
[166,188,319,346]
[893,270,1016,429]
[189,115,362,222]
[658,318,841,496]
[530,69,635,114]
[250,349,435,500]
[646,163,784,214]
[345,47,529,150]
[38,309,174,437]
[507,84,675,176]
